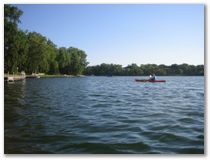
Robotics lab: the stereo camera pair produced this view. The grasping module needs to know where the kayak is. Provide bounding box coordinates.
[135,79,166,82]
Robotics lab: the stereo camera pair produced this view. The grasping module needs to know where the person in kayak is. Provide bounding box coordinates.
[149,74,156,81]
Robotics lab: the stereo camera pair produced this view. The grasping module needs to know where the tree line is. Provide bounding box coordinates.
[4,5,88,75]
[4,5,204,76]
[85,63,204,76]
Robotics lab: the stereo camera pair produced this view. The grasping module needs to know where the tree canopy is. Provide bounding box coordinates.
[4,4,88,75]
[85,63,204,76]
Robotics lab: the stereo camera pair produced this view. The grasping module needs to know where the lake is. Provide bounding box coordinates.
[4,76,204,154]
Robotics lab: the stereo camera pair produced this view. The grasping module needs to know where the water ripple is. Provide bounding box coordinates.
[4,76,204,154]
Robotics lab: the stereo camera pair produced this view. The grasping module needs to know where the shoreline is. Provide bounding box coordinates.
[4,74,204,78]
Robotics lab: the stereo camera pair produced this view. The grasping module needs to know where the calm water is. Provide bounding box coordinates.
[4,76,204,154]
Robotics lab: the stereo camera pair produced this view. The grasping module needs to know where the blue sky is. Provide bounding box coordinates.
[15,4,204,66]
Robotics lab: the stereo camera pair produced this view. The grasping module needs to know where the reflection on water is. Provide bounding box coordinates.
[4,76,204,153]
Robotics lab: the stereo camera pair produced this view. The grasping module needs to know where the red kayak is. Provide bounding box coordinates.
[135,79,166,82]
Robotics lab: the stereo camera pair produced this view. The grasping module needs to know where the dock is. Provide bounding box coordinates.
[4,74,26,82]
[4,73,86,82]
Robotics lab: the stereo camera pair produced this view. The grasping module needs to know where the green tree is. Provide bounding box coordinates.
[125,63,143,76]
[16,30,29,72]
[196,65,204,75]
[46,40,58,74]
[4,4,25,73]
[26,32,49,73]
[56,47,70,74]
[68,47,88,75]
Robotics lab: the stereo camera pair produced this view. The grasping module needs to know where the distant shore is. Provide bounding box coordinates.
[4,73,204,78]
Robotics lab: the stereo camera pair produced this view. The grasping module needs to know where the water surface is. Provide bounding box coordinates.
[4,76,204,154]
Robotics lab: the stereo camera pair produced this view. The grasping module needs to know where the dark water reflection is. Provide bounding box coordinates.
[4,76,204,154]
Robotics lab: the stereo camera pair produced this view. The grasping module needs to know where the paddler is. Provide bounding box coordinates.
[149,74,156,81]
